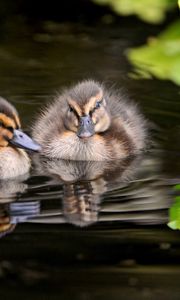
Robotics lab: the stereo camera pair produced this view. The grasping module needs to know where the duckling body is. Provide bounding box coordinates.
[0,147,30,180]
[33,80,147,161]
[0,97,40,179]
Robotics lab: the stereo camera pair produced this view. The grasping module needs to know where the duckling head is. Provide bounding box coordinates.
[0,97,41,151]
[64,80,111,138]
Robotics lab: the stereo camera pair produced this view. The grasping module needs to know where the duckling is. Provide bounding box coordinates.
[32,80,147,161]
[0,97,41,179]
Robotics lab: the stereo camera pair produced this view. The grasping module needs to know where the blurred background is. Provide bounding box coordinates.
[0,0,179,85]
[0,0,178,126]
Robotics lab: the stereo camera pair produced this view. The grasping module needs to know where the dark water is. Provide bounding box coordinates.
[0,17,180,300]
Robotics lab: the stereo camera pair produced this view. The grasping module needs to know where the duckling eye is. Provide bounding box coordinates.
[69,106,74,113]
[95,101,102,109]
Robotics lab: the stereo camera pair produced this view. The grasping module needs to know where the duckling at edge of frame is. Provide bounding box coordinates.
[32,80,147,161]
[0,97,41,179]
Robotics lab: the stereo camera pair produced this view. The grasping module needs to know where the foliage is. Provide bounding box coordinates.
[168,184,180,230]
[93,0,177,23]
[93,0,180,84]
[127,20,180,85]
[168,193,180,230]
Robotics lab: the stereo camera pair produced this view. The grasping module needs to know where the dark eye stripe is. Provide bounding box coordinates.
[14,119,20,129]
[6,126,14,132]
[0,121,6,128]
[68,106,80,120]
[0,121,14,132]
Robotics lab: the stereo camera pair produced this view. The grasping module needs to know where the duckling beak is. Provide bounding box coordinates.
[9,129,41,152]
[77,115,94,138]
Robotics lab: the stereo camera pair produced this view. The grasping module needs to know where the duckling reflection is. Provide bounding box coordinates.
[0,201,40,238]
[0,175,40,238]
[33,154,137,183]
[0,176,27,237]
[0,216,16,238]
[33,154,139,227]
[0,175,28,203]
[63,182,101,226]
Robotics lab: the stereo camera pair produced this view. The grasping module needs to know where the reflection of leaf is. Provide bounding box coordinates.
[168,196,180,230]
[127,20,180,85]
[93,0,176,24]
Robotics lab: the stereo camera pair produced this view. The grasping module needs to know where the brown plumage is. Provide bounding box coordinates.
[32,80,147,161]
[0,97,41,179]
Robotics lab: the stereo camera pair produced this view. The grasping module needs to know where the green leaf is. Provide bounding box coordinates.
[174,184,180,191]
[168,195,180,230]
[93,0,177,24]
[127,20,180,85]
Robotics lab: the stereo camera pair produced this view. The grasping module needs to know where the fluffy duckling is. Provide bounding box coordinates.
[33,80,147,161]
[0,97,41,179]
